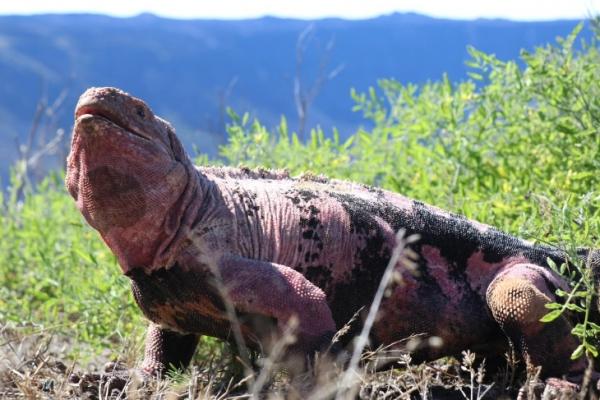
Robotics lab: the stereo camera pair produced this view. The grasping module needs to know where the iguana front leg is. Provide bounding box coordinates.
[215,254,337,355]
[141,323,199,375]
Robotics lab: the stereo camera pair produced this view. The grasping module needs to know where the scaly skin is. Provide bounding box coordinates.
[66,87,597,387]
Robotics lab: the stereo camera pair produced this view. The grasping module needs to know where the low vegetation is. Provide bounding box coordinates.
[3,21,600,399]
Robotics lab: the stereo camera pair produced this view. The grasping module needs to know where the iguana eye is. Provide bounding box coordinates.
[136,106,146,118]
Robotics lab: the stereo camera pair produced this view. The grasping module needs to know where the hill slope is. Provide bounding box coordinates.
[0,12,584,178]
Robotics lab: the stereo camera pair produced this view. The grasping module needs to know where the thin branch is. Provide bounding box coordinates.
[294,24,344,140]
[335,230,419,399]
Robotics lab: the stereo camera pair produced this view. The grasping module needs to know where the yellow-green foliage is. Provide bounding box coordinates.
[2,23,600,358]
[0,173,145,355]
[221,23,600,246]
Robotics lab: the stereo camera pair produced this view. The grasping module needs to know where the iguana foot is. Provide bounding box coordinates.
[69,361,149,399]
[541,378,578,399]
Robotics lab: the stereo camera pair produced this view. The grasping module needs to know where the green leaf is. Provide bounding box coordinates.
[555,289,569,297]
[564,303,585,313]
[544,302,562,310]
[585,343,599,358]
[588,322,600,331]
[571,344,585,360]
[546,257,558,271]
[571,290,589,298]
[540,309,563,322]
[74,249,95,265]
[559,263,568,275]
[556,123,576,135]
[467,72,483,81]
[571,324,585,336]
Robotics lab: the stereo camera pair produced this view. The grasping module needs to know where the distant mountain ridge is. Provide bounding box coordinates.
[0,12,586,180]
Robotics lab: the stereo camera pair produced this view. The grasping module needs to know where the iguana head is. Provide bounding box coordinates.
[66,87,198,273]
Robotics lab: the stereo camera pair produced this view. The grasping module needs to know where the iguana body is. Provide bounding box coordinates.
[66,87,594,386]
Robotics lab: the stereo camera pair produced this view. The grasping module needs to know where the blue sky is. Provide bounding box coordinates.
[1,0,599,20]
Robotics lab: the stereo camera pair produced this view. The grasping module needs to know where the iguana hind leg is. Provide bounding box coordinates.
[486,263,585,380]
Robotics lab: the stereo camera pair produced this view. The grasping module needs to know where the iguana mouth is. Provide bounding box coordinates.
[75,105,151,142]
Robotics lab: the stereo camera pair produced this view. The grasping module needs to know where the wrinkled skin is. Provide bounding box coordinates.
[67,87,598,390]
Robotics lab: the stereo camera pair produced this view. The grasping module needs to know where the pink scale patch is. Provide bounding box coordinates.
[465,250,524,296]
[421,245,465,301]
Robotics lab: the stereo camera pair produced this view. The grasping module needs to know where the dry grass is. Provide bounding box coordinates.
[3,321,598,399]
[0,326,544,399]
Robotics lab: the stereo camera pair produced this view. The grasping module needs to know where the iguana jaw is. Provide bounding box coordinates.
[75,109,151,143]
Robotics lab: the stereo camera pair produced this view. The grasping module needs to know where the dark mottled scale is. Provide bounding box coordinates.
[128,264,273,348]
[128,265,230,338]
[324,191,573,341]
[330,191,570,272]
[304,265,332,289]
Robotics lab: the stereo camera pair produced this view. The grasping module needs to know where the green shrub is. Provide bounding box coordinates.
[0,172,144,356]
[220,23,600,245]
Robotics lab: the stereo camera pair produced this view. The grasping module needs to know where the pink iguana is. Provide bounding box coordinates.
[66,87,599,390]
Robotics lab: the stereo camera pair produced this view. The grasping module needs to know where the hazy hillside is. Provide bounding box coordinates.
[0,12,585,180]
